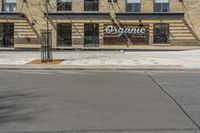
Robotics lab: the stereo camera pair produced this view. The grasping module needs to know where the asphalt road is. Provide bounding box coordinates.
[0,70,200,133]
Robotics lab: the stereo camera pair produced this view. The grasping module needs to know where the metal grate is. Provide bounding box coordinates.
[40,30,53,62]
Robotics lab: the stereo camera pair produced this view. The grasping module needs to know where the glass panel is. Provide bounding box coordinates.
[126,3,133,12]
[0,23,14,48]
[57,0,72,11]
[84,24,99,47]
[134,3,141,12]
[3,0,16,12]
[84,0,99,11]
[162,3,169,12]
[154,3,161,12]
[126,0,141,12]
[155,0,169,3]
[153,23,170,44]
[127,0,141,3]
[57,24,72,47]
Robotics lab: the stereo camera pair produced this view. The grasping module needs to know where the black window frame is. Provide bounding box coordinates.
[154,0,170,13]
[153,23,170,44]
[84,23,99,47]
[0,23,15,48]
[57,0,72,11]
[2,0,17,12]
[57,23,72,47]
[84,0,99,12]
[126,0,141,13]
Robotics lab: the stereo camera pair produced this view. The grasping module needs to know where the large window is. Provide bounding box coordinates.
[84,23,99,47]
[154,0,169,12]
[57,0,72,11]
[153,23,170,44]
[126,0,141,12]
[84,0,99,11]
[0,23,14,48]
[57,23,72,47]
[2,0,16,12]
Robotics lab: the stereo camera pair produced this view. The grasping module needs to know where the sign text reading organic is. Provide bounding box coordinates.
[105,25,147,37]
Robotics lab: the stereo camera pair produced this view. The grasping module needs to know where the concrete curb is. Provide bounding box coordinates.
[0,64,200,71]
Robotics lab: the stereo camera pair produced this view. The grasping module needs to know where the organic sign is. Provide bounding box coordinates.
[104,24,149,45]
[105,25,147,37]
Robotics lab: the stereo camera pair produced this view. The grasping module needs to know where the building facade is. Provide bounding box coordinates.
[0,0,199,50]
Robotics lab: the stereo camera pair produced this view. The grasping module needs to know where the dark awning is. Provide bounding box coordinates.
[46,12,111,19]
[116,12,184,19]
[0,12,24,19]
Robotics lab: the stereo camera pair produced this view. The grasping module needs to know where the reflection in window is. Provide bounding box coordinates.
[84,0,99,11]
[126,0,141,12]
[154,0,169,12]
[57,0,72,11]
[3,0,16,12]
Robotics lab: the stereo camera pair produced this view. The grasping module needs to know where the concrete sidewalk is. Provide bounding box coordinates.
[0,50,200,70]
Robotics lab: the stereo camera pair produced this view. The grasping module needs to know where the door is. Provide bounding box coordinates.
[0,23,14,48]
[153,23,169,44]
[57,23,72,47]
[84,23,99,47]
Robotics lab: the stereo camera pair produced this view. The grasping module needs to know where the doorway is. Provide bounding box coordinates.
[57,23,72,47]
[0,23,14,48]
[84,23,99,47]
[153,23,170,44]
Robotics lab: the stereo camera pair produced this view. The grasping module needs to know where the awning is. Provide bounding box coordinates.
[116,12,184,19]
[46,12,111,19]
[0,12,24,19]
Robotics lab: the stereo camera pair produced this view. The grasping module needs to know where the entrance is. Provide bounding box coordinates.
[57,23,72,47]
[153,23,170,44]
[0,23,14,48]
[84,23,99,47]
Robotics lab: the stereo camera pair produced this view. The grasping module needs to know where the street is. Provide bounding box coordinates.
[0,70,200,133]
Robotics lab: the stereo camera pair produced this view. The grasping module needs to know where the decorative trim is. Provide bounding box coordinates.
[0,12,24,19]
[47,12,111,19]
[116,12,185,19]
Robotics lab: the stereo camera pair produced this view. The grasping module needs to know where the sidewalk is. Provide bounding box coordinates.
[0,50,200,70]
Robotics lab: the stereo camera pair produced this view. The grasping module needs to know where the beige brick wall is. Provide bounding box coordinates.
[183,0,200,40]
[0,0,199,48]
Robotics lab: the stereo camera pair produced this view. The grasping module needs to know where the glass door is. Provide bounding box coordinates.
[84,23,99,47]
[57,23,72,47]
[0,23,14,48]
[153,23,170,44]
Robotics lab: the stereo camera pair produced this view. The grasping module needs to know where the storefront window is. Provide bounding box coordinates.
[84,0,99,11]
[84,23,99,47]
[3,0,16,12]
[154,0,169,12]
[126,0,141,12]
[57,0,72,11]
[57,23,72,47]
[153,23,170,44]
[0,23,14,48]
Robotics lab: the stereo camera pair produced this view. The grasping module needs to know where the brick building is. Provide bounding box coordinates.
[0,0,199,50]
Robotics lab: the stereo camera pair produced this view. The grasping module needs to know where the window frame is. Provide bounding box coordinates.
[84,0,99,12]
[126,0,141,13]
[153,23,170,44]
[57,0,72,12]
[153,0,170,13]
[2,0,17,12]
[57,23,72,47]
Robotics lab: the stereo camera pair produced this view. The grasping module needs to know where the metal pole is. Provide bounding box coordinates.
[46,0,50,61]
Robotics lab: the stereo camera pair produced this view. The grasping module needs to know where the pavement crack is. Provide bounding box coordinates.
[144,71,200,130]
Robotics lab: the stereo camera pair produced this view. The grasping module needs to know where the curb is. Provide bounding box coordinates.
[0,65,200,71]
